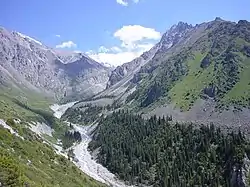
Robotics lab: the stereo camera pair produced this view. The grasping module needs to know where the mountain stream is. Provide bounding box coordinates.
[50,102,131,187]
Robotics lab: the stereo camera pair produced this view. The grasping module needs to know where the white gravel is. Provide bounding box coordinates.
[50,102,132,187]
[0,119,24,140]
[50,101,77,119]
[29,121,54,137]
[72,124,132,187]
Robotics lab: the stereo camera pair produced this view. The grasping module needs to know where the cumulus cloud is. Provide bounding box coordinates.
[96,46,123,53]
[110,46,123,53]
[56,41,77,49]
[74,50,82,53]
[116,0,140,6]
[114,25,161,49]
[137,43,155,51]
[86,25,161,66]
[55,34,61,38]
[98,46,110,53]
[88,51,142,67]
[116,0,128,6]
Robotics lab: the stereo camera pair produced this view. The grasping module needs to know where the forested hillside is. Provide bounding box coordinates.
[89,110,250,187]
[126,20,250,111]
[62,104,104,125]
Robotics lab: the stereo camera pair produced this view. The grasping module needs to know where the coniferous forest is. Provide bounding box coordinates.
[89,110,250,187]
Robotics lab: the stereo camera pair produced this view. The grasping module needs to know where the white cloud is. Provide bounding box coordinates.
[55,34,61,38]
[74,50,82,53]
[137,43,154,51]
[98,46,110,53]
[86,25,160,66]
[110,46,123,53]
[116,0,128,6]
[56,41,77,49]
[88,43,155,67]
[116,0,140,6]
[88,51,142,67]
[114,25,161,49]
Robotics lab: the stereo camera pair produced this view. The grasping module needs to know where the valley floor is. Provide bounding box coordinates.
[50,103,132,187]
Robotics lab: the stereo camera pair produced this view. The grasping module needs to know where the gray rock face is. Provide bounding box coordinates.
[106,22,193,89]
[157,21,193,53]
[106,47,158,88]
[99,22,194,102]
[0,27,110,101]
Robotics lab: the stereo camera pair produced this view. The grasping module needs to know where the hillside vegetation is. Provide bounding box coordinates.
[90,110,250,187]
[127,20,250,111]
[0,124,105,187]
[0,85,106,186]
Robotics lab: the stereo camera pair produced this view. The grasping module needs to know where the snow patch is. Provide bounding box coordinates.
[50,101,77,119]
[29,121,54,137]
[17,32,42,45]
[14,118,21,124]
[0,119,24,140]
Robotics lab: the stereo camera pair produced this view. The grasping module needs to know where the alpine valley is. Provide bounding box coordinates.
[1,18,250,187]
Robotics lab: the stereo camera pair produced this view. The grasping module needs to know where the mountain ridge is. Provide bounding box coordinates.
[1,17,250,187]
[66,18,250,133]
[0,27,111,102]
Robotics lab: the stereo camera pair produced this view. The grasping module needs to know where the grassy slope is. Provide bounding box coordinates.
[0,86,106,186]
[127,21,250,112]
[167,53,250,111]
[0,85,69,138]
[0,85,53,121]
[0,126,105,187]
[169,53,210,110]
[222,58,250,107]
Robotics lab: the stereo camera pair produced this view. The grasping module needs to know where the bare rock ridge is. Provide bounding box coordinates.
[0,27,110,101]
[84,18,250,132]
[99,20,195,100]
[106,21,193,89]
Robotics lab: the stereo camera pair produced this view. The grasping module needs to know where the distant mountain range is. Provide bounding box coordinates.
[68,18,250,131]
[1,18,250,128]
[0,27,110,102]
[1,17,250,187]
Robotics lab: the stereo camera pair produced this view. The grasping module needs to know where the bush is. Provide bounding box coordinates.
[0,154,22,187]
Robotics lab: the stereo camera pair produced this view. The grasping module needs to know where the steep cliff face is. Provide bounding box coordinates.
[106,45,159,89]
[0,27,110,101]
[98,21,194,101]
[106,22,193,89]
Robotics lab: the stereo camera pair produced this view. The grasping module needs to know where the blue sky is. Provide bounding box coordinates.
[1,0,250,66]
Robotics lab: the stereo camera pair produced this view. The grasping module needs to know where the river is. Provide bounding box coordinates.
[50,102,131,187]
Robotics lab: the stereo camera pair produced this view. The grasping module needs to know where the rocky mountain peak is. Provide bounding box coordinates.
[214,17,224,22]
[158,21,193,52]
[105,21,195,90]
[172,21,193,32]
[0,27,111,101]
[238,19,250,26]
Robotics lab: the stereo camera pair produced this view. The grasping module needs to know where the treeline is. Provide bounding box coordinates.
[89,110,250,187]
[62,131,82,149]
[62,103,121,125]
[63,105,104,125]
